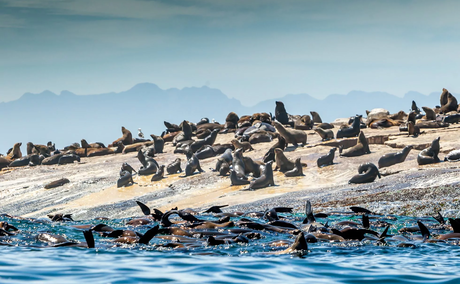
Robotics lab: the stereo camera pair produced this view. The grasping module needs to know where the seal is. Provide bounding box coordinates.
[243,156,262,178]
[122,141,154,154]
[231,148,247,180]
[339,131,370,157]
[111,126,133,146]
[442,113,460,124]
[81,139,105,149]
[444,149,460,161]
[284,158,304,177]
[45,178,70,189]
[151,165,165,181]
[8,154,39,167]
[231,139,254,152]
[237,115,252,128]
[42,153,65,165]
[150,134,165,153]
[196,129,211,139]
[422,107,436,120]
[248,131,274,144]
[272,121,306,147]
[275,101,290,125]
[407,121,421,137]
[378,145,413,168]
[190,129,219,153]
[58,154,81,165]
[0,157,9,170]
[314,127,334,141]
[166,158,182,174]
[316,123,334,129]
[417,137,441,165]
[411,100,421,114]
[216,158,230,176]
[440,91,458,113]
[6,143,22,161]
[310,111,322,123]
[164,121,181,133]
[247,161,275,190]
[195,145,217,160]
[337,115,361,139]
[196,117,209,126]
[317,147,336,167]
[348,163,381,184]
[263,134,286,163]
[230,170,250,185]
[224,112,239,130]
[274,148,295,172]
[137,149,159,175]
[117,170,134,188]
[184,151,204,177]
[86,143,124,157]
[173,120,193,146]
[294,115,313,130]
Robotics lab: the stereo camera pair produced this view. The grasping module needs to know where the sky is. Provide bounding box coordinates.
[1,0,459,106]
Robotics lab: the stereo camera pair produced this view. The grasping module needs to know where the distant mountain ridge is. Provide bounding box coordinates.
[0,83,448,152]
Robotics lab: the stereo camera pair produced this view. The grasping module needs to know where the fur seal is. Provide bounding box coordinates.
[225,112,239,130]
[196,129,211,139]
[215,158,230,176]
[8,154,40,167]
[122,141,154,154]
[150,134,165,154]
[172,120,193,146]
[243,156,262,178]
[294,115,313,130]
[274,148,295,172]
[417,137,441,165]
[272,121,306,147]
[422,107,436,120]
[151,165,165,181]
[230,170,250,185]
[442,114,460,124]
[231,139,254,152]
[137,150,159,175]
[42,153,65,165]
[317,147,336,167]
[195,145,217,160]
[117,170,134,188]
[284,158,304,177]
[348,163,381,184]
[0,158,9,170]
[408,121,420,137]
[111,126,133,146]
[247,161,275,190]
[58,154,81,165]
[444,150,460,162]
[248,131,274,144]
[45,178,70,189]
[86,143,124,157]
[81,139,105,149]
[6,143,22,161]
[440,91,458,113]
[263,134,286,163]
[184,151,204,177]
[166,158,182,174]
[310,111,322,123]
[337,115,362,139]
[411,100,421,114]
[339,131,370,157]
[232,148,247,180]
[196,117,209,126]
[314,127,334,141]
[316,123,334,129]
[190,129,219,153]
[378,145,413,168]
[275,101,290,125]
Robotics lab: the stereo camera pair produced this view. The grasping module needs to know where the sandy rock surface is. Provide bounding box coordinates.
[2,123,460,220]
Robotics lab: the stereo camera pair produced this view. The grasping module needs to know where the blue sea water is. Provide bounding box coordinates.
[1,214,460,283]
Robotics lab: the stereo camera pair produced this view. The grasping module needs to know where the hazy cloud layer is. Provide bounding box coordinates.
[1,0,459,105]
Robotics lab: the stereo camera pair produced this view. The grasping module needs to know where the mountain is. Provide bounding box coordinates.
[0,83,447,153]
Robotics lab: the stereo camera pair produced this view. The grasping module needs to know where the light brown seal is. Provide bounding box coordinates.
[339,131,370,157]
[111,126,133,146]
[417,137,440,165]
[422,107,436,120]
[6,143,22,161]
[273,121,306,147]
[314,127,334,141]
[231,139,254,152]
[284,158,304,177]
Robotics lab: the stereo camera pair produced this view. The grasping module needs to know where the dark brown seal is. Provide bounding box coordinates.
[422,107,436,120]
[225,112,239,130]
[274,148,297,172]
[336,115,361,139]
[275,101,290,125]
[45,178,70,189]
[150,134,165,153]
[440,90,458,113]
[184,151,204,177]
[151,165,165,181]
[81,139,105,149]
[378,145,413,168]
[417,137,440,165]
[231,139,254,152]
[348,163,381,184]
[314,127,334,141]
[166,158,182,174]
[310,111,322,123]
[317,147,336,167]
[407,121,420,137]
[263,134,286,163]
[117,170,134,188]
[284,158,304,177]
[339,131,370,157]
[247,161,275,190]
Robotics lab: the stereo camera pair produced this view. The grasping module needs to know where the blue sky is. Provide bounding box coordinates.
[1,0,459,105]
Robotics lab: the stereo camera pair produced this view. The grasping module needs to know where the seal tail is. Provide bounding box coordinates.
[417,220,430,241]
[136,201,151,216]
[362,214,369,229]
[138,225,159,245]
[302,200,316,224]
[433,212,445,225]
[83,230,95,248]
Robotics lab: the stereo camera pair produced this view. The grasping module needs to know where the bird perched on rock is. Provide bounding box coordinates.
[138,128,144,138]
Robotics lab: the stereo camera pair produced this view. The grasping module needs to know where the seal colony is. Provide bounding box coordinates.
[2,88,460,219]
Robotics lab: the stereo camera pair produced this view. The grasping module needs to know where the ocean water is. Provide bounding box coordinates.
[1,214,460,283]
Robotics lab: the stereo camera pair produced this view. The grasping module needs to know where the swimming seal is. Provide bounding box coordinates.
[184,151,204,177]
[117,170,134,188]
[314,127,334,141]
[378,145,413,168]
[111,126,133,146]
[275,101,290,125]
[310,111,323,123]
[339,131,370,157]
[317,147,336,167]
[274,148,296,172]
[284,158,304,177]
[151,165,165,181]
[166,158,182,174]
[272,121,306,147]
[348,163,381,184]
[337,115,362,139]
[417,137,441,165]
[247,161,275,190]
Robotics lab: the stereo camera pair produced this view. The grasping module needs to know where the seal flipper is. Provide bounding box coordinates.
[433,212,445,225]
[417,220,430,241]
[448,218,460,233]
[203,205,228,214]
[350,206,373,214]
[138,225,159,245]
[289,231,308,252]
[83,230,95,248]
[136,201,151,216]
[362,214,369,229]
[302,200,316,224]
